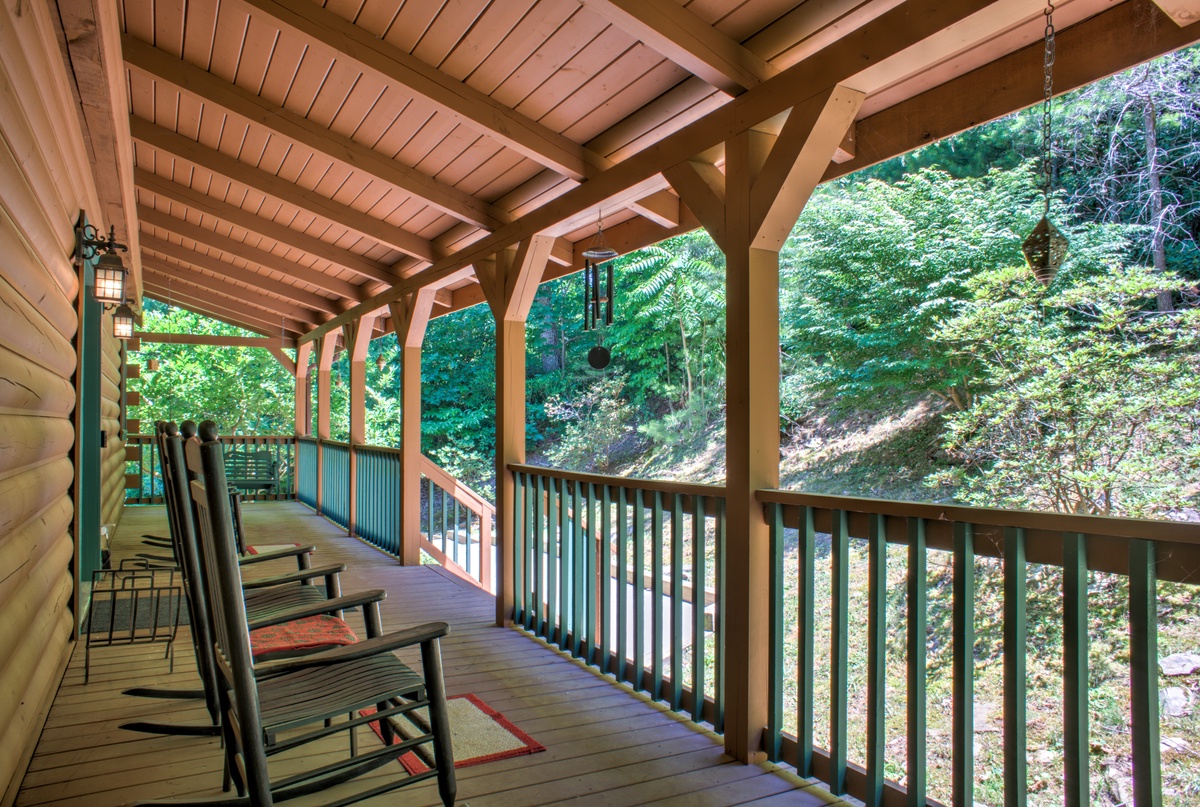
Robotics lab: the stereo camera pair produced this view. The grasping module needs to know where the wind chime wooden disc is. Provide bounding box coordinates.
[588,345,611,369]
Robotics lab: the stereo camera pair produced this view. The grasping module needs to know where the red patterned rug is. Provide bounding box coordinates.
[364,693,544,773]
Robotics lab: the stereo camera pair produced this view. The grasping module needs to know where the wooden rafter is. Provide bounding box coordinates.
[141,257,318,329]
[130,116,436,269]
[122,35,508,232]
[141,280,302,338]
[139,234,342,316]
[134,332,297,349]
[580,0,777,95]
[137,205,363,302]
[237,0,612,181]
[134,169,396,288]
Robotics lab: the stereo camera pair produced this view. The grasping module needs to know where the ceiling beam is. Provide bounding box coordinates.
[627,189,681,229]
[1151,0,1200,26]
[579,0,777,95]
[140,233,342,316]
[142,279,302,337]
[134,331,297,349]
[134,168,396,288]
[123,35,507,231]
[129,115,436,269]
[826,0,1200,180]
[137,204,363,302]
[237,0,611,181]
[142,257,319,329]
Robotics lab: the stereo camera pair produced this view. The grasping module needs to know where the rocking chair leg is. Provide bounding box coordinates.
[421,639,457,807]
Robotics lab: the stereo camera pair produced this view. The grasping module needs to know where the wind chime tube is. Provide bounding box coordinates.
[591,258,602,325]
[605,262,614,326]
[583,259,592,331]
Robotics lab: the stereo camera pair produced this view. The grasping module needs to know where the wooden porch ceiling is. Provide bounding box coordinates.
[97,0,1200,340]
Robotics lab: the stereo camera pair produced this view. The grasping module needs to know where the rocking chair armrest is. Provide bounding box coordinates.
[237,544,317,566]
[240,563,345,589]
[257,621,451,675]
[245,589,387,631]
[135,552,176,563]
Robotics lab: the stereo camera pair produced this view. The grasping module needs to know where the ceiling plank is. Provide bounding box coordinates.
[135,168,395,287]
[237,0,610,181]
[129,115,436,268]
[123,35,508,231]
[142,280,302,337]
[580,0,777,95]
[137,204,363,302]
[142,257,319,328]
[140,233,342,316]
[1150,0,1200,26]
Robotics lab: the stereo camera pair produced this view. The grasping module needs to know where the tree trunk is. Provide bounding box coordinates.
[1143,96,1174,312]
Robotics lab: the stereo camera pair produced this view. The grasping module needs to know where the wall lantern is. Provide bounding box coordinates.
[112,304,136,340]
[76,221,129,304]
[375,354,387,372]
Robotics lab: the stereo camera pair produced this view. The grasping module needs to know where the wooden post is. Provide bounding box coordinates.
[346,313,378,537]
[294,341,312,438]
[388,292,435,566]
[315,329,338,514]
[666,85,863,764]
[477,236,555,625]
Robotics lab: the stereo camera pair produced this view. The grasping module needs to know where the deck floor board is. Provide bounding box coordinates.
[16,502,825,806]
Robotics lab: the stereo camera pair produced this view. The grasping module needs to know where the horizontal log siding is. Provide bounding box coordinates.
[0,0,118,800]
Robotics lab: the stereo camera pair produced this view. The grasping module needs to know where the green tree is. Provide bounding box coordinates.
[134,301,294,433]
[930,259,1200,517]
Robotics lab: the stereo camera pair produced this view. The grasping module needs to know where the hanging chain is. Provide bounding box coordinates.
[1041,0,1057,215]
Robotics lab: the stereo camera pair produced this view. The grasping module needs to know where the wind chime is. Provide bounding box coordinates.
[581,212,618,369]
[1021,0,1069,285]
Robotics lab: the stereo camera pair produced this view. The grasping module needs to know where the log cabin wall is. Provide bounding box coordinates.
[0,0,128,801]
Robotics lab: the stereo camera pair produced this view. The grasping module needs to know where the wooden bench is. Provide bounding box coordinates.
[223,449,279,494]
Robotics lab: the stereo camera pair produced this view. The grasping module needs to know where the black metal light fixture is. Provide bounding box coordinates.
[76,221,129,305]
[112,304,136,340]
[375,353,387,372]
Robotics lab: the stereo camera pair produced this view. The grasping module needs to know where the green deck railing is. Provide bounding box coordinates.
[320,441,350,528]
[510,465,727,729]
[126,433,296,504]
[759,490,1200,807]
[296,436,318,507]
[353,445,402,556]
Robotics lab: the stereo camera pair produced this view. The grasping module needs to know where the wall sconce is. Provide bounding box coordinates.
[375,354,387,372]
[112,304,136,340]
[76,221,129,305]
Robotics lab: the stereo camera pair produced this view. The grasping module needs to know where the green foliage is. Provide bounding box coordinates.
[134,301,294,433]
[544,374,639,473]
[930,259,1200,517]
[782,167,1041,411]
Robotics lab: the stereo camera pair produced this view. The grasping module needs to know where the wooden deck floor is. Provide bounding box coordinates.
[16,502,843,807]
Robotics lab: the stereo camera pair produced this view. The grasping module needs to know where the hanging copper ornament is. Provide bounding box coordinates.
[1023,0,1067,286]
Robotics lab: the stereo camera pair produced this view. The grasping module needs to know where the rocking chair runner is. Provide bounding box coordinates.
[130,421,456,807]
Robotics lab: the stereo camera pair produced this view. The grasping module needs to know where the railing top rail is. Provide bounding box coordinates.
[758,488,1200,546]
[508,463,726,500]
[128,433,294,443]
[297,435,318,443]
[420,455,495,520]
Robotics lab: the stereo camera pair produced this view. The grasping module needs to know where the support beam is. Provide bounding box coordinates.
[668,87,861,763]
[1152,0,1200,26]
[580,0,777,95]
[476,236,556,626]
[134,332,297,349]
[267,347,296,376]
[346,313,379,538]
[135,169,395,287]
[295,341,313,438]
[388,290,437,567]
[627,189,681,229]
[130,116,436,267]
[140,234,342,316]
[142,285,282,338]
[137,205,364,301]
[123,35,507,231]
[238,0,609,181]
[316,329,339,442]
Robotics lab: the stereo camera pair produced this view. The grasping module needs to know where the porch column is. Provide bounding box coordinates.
[315,329,339,514]
[346,313,378,537]
[293,341,312,498]
[389,291,436,566]
[666,85,863,764]
[477,236,555,625]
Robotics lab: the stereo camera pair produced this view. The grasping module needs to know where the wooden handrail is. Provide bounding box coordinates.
[508,463,726,500]
[420,456,495,522]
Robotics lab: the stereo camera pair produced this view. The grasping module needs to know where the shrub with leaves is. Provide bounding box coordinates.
[930,260,1200,517]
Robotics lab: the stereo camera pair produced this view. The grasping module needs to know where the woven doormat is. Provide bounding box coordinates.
[364,693,544,773]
